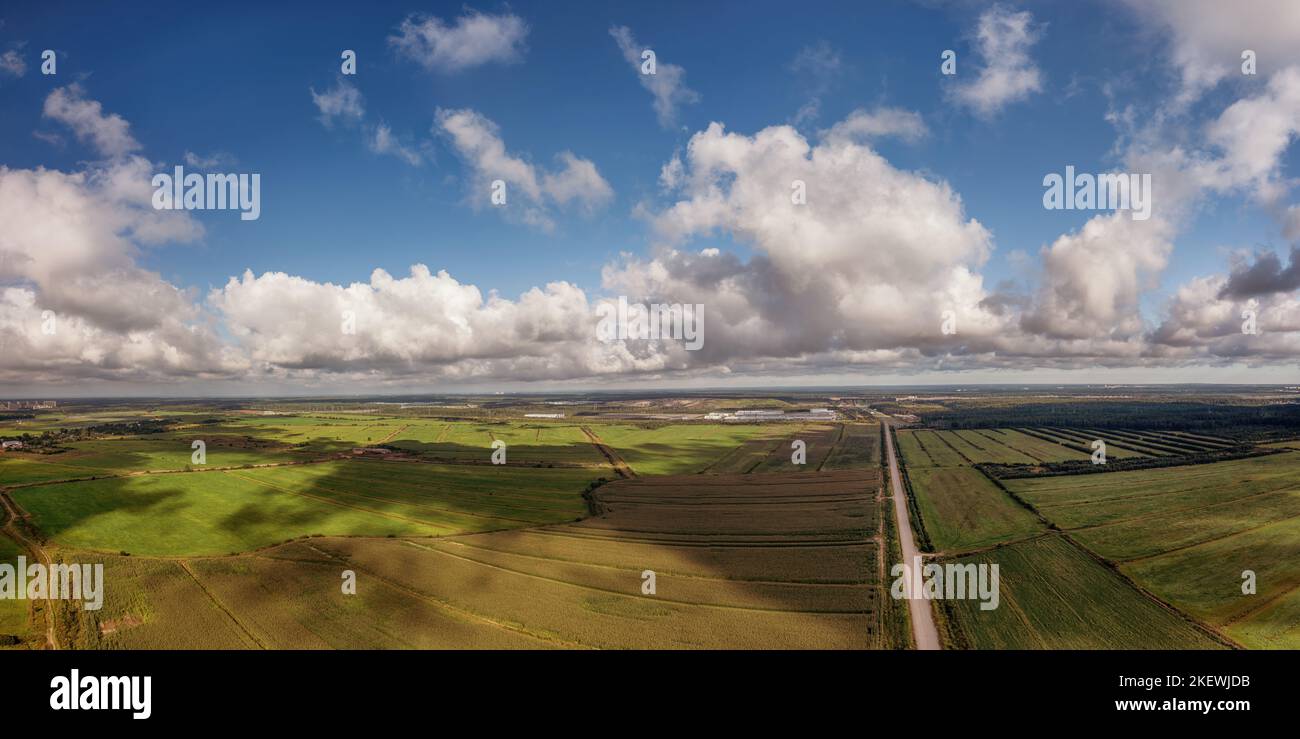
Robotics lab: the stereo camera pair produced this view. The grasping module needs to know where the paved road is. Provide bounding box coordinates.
[883,422,941,650]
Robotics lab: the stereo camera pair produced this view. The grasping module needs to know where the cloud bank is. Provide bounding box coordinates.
[5,7,1300,391]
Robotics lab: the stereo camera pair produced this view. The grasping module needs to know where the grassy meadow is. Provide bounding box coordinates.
[1002,451,1300,648]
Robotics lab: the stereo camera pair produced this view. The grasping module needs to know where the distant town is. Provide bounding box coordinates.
[704,408,837,422]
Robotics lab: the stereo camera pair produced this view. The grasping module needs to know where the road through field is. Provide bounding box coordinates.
[0,492,59,649]
[883,422,940,650]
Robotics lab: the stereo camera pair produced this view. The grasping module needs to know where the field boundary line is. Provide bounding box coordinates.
[4,456,120,474]
[0,491,59,649]
[816,423,847,472]
[376,424,410,444]
[906,430,938,467]
[1117,508,1300,565]
[5,455,339,490]
[558,521,873,539]
[1061,535,1241,648]
[976,465,1240,647]
[995,585,1049,649]
[403,539,874,615]
[512,525,872,548]
[744,435,789,474]
[1221,578,1300,628]
[579,426,636,478]
[300,543,589,649]
[972,429,1044,463]
[594,495,874,505]
[874,456,888,647]
[1036,481,1251,509]
[617,470,878,487]
[176,560,268,649]
[430,537,875,587]
[929,430,976,465]
[1061,485,1300,533]
[1022,454,1296,502]
[936,530,1057,559]
[952,429,988,452]
[354,454,595,472]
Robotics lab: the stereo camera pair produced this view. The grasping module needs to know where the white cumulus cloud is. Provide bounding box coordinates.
[310,79,365,127]
[389,11,528,73]
[43,84,140,158]
[436,108,613,229]
[949,5,1043,118]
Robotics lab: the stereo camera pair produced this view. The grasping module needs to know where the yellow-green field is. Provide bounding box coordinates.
[0,534,37,647]
[942,536,1223,649]
[10,404,1290,651]
[1007,452,1300,648]
[11,460,599,556]
[64,469,899,649]
[3,412,893,648]
[895,427,1284,649]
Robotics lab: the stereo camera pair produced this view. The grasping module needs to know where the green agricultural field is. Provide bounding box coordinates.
[705,435,785,474]
[948,430,1037,464]
[303,470,883,649]
[385,421,608,466]
[1007,453,1300,557]
[746,424,840,473]
[906,466,1044,552]
[60,469,887,649]
[0,438,305,486]
[907,431,968,466]
[901,425,1250,649]
[1025,427,1148,458]
[64,554,260,649]
[12,460,599,556]
[1122,514,1300,649]
[183,553,553,649]
[895,430,935,468]
[206,414,412,451]
[941,536,1224,649]
[0,410,147,435]
[238,460,591,523]
[894,429,1044,552]
[594,424,777,476]
[985,429,1090,462]
[303,536,870,648]
[933,430,1006,463]
[997,451,1300,648]
[0,534,35,646]
[822,423,881,470]
[14,397,1293,652]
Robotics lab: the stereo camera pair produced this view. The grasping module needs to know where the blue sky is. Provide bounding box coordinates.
[2,1,1299,393]
[2,0,1267,296]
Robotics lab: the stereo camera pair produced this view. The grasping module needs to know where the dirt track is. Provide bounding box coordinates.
[0,491,59,649]
[579,426,636,478]
[883,422,940,650]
